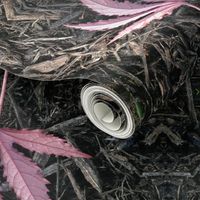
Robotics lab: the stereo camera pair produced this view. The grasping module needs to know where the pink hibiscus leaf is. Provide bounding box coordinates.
[0,128,91,158]
[65,10,155,31]
[108,2,183,43]
[0,142,50,200]
[80,0,175,16]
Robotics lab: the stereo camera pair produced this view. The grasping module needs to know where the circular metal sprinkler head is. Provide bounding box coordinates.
[81,84,136,139]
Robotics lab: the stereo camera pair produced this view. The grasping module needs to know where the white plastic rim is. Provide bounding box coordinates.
[81,84,136,139]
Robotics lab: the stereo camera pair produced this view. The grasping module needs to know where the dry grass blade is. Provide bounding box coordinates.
[74,158,102,193]
[61,163,86,200]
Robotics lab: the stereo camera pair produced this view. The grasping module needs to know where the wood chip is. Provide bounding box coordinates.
[23,55,70,74]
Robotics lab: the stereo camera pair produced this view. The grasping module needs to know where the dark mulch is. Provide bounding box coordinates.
[0,0,200,200]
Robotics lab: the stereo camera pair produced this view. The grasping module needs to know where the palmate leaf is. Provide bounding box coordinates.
[0,128,91,158]
[65,9,156,31]
[109,2,182,43]
[0,128,91,200]
[66,0,200,43]
[0,143,50,200]
[65,1,178,31]
[79,0,176,16]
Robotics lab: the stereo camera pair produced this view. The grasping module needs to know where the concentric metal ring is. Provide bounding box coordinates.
[81,84,136,139]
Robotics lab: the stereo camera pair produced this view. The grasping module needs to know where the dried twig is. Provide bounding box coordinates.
[0,70,8,116]
[74,158,102,193]
[186,75,199,128]
[61,162,86,200]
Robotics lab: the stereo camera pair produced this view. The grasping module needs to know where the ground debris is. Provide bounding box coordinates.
[0,1,200,200]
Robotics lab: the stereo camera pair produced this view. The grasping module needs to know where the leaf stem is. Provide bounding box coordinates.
[184,2,200,11]
[0,70,8,116]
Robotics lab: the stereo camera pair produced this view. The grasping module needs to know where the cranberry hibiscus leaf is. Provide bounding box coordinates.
[0,128,91,200]
[65,0,200,43]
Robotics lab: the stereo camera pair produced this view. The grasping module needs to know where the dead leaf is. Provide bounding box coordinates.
[23,55,70,74]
